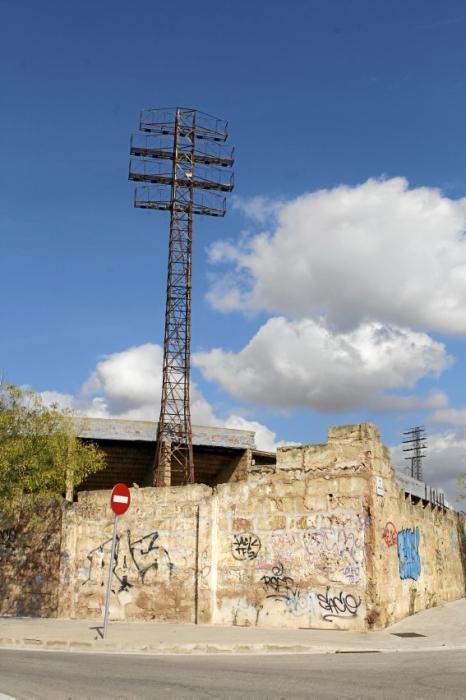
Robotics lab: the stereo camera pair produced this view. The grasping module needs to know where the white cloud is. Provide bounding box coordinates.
[373,390,448,413]
[232,195,284,224]
[194,317,451,412]
[39,343,279,451]
[430,407,466,426]
[81,344,163,418]
[39,391,75,410]
[207,178,466,334]
[223,415,282,452]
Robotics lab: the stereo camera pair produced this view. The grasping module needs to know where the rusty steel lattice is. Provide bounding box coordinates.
[129,108,234,485]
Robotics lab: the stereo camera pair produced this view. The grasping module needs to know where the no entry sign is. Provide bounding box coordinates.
[103,483,131,638]
[110,483,131,516]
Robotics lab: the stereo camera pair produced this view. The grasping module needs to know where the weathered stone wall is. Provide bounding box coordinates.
[212,469,369,630]
[2,423,463,629]
[367,435,466,627]
[57,425,376,629]
[0,503,62,617]
[58,485,210,622]
[278,423,465,630]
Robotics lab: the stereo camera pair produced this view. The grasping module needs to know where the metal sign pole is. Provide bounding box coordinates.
[103,513,118,639]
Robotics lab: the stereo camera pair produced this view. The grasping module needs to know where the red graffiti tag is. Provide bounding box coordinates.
[383,522,397,547]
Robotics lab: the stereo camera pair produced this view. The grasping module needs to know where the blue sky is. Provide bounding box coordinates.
[2,0,466,499]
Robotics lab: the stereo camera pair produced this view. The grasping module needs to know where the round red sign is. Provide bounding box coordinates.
[110,483,131,516]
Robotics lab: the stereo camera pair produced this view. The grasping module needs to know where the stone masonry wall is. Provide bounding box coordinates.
[367,432,466,627]
[58,484,211,622]
[0,502,62,617]
[212,468,370,630]
[57,424,466,628]
[2,423,463,629]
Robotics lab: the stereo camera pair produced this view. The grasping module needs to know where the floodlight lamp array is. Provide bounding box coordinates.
[128,107,234,216]
[139,107,229,142]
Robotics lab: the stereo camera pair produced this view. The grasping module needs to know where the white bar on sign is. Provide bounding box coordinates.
[113,495,129,504]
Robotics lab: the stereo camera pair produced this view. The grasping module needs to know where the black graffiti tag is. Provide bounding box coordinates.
[261,562,296,600]
[317,586,361,622]
[83,529,174,592]
[231,532,261,561]
[128,530,174,585]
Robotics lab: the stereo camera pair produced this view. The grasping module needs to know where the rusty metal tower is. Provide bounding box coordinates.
[129,108,234,486]
[402,426,427,481]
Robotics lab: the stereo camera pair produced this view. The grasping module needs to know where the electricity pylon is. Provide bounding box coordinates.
[402,426,427,481]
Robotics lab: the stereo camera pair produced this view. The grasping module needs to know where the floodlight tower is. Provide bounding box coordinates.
[129,108,234,486]
[402,426,427,481]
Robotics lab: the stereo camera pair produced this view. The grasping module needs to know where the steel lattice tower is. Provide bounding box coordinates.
[402,426,427,481]
[129,108,234,486]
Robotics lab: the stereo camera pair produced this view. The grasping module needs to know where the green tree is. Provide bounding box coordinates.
[0,382,105,513]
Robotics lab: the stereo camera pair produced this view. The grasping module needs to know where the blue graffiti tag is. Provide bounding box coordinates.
[397,527,421,580]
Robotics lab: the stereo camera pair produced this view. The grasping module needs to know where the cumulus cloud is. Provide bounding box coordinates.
[81,344,163,419]
[207,178,466,334]
[372,391,448,412]
[194,317,451,412]
[39,391,75,410]
[232,195,284,224]
[223,415,282,452]
[39,344,280,451]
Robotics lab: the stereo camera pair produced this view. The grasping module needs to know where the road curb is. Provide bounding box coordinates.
[0,638,466,656]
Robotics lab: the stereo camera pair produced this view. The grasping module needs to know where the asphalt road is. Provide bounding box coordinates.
[0,649,465,699]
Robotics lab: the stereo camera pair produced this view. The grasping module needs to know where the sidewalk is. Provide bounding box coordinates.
[0,599,465,655]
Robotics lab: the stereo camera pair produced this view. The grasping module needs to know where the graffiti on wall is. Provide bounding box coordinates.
[316,586,361,622]
[382,522,397,547]
[82,529,174,591]
[256,532,297,570]
[231,532,261,561]
[261,562,313,617]
[0,527,56,560]
[129,531,173,584]
[302,518,364,584]
[259,562,362,622]
[341,564,360,584]
[199,548,211,579]
[232,598,263,626]
[261,562,298,602]
[397,527,421,580]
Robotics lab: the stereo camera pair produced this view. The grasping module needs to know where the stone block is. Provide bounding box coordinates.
[256,515,287,531]
[232,518,254,531]
[328,422,380,444]
[276,446,305,470]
